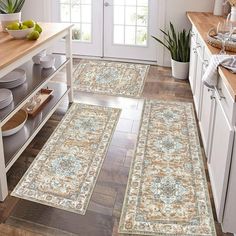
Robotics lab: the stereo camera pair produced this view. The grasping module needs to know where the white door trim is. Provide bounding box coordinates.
[156,0,166,66]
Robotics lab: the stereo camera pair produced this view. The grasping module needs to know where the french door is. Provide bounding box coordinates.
[104,0,158,61]
[52,0,158,62]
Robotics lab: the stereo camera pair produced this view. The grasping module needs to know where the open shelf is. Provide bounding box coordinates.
[0,54,68,123]
[3,82,70,170]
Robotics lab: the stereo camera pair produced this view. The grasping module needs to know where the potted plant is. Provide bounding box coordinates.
[227,0,236,22]
[152,23,190,80]
[0,0,25,32]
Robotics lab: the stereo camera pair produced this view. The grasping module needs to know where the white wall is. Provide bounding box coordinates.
[22,0,51,22]
[22,0,215,65]
[161,0,215,66]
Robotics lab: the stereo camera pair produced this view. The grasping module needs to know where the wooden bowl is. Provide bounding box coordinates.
[2,109,28,137]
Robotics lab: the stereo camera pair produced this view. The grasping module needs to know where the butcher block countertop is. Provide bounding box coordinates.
[187,12,236,101]
[0,22,72,71]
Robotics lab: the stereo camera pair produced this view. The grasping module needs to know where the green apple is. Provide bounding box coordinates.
[21,25,28,30]
[7,22,20,30]
[34,23,42,34]
[27,30,40,40]
[23,20,35,28]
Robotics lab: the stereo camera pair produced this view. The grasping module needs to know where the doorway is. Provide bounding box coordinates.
[52,0,158,62]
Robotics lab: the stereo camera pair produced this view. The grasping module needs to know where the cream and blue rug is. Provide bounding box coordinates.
[73,60,149,98]
[119,100,216,235]
[11,103,121,215]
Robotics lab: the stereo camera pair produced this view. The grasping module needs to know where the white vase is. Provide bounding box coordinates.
[0,12,21,32]
[213,0,224,16]
[171,59,189,80]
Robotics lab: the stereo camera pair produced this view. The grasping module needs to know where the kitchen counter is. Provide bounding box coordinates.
[187,12,236,101]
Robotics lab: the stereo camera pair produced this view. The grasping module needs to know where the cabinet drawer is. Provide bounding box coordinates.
[217,77,235,124]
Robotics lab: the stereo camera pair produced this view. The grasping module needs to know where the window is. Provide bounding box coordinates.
[59,0,92,42]
[113,0,148,46]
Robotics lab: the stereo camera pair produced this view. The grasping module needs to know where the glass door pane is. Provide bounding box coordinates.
[113,0,148,46]
[59,0,92,42]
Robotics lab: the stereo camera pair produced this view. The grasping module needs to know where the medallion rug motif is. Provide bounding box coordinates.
[73,60,149,97]
[119,100,216,235]
[12,103,121,215]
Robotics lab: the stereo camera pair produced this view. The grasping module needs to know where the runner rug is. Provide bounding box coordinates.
[73,60,149,98]
[11,103,121,215]
[119,100,216,236]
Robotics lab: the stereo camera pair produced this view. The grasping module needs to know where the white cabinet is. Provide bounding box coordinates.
[198,85,214,158]
[222,132,236,232]
[208,90,234,222]
[189,32,197,94]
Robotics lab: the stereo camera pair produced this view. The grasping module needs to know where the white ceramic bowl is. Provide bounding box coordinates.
[2,110,28,137]
[40,55,56,69]
[32,50,47,64]
[6,27,34,39]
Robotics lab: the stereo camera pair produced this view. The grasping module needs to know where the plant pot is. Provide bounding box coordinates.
[0,12,21,32]
[171,59,189,80]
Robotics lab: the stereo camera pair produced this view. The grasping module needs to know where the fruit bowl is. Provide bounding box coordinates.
[6,28,34,39]
[6,27,34,39]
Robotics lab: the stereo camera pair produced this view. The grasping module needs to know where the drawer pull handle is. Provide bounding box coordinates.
[218,88,226,100]
[204,60,209,67]
[191,31,195,37]
[211,95,215,100]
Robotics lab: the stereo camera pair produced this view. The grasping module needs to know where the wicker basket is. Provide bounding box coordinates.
[207,27,236,53]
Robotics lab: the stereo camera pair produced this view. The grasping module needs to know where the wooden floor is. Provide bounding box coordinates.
[0,61,232,236]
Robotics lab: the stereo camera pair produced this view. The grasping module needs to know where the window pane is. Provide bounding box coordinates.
[136,27,147,45]
[72,25,81,40]
[114,0,125,5]
[125,6,136,26]
[125,26,135,44]
[114,6,125,25]
[137,0,148,6]
[60,4,70,22]
[81,5,91,23]
[71,4,80,22]
[125,0,137,6]
[81,24,91,41]
[137,7,148,26]
[114,25,124,44]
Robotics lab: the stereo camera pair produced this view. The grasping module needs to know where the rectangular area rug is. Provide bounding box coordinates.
[11,103,121,215]
[73,60,149,98]
[119,100,216,236]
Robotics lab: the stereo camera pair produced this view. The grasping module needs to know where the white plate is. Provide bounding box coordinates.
[0,95,13,110]
[0,69,26,83]
[2,110,28,137]
[0,78,26,89]
[0,89,12,102]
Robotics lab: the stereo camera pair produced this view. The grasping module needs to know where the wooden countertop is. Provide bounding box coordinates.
[187,12,236,101]
[0,22,73,70]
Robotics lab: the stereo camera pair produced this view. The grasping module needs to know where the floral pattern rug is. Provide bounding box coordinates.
[73,60,149,97]
[119,100,216,235]
[11,103,121,215]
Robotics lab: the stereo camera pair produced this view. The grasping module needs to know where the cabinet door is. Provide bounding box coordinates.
[208,93,234,222]
[222,128,236,233]
[199,85,214,158]
[193,45,204,117]
[189,37,197,94]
